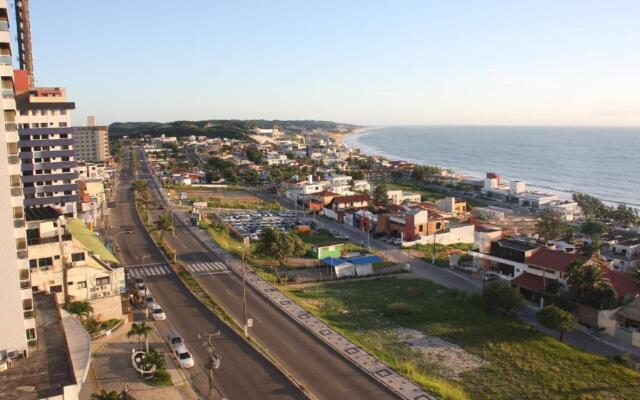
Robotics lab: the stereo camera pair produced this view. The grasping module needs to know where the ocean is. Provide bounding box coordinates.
[343,126,640,208]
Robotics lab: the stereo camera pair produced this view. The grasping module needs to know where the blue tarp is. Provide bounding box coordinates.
[321,257,348,267]
[346,255,382,265]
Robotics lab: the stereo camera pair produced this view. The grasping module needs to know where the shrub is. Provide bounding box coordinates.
[483,283,523,316]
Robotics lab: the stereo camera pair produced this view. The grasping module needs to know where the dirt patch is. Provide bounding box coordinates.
[396,328,485,379]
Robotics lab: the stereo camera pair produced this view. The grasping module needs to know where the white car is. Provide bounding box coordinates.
[173,343,195,369]
[334,233,349,240]
[392,238,402,246]
[150,304,166,321]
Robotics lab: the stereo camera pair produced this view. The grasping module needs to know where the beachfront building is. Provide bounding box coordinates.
[481,173,559,210]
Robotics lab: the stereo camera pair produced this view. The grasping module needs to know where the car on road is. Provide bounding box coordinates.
[145,294,155,308]
[151,304,166,321]
[392,238,402,246]
[334,232,349,240]
[167,332,184,350]
[134,278,146,296]
[172,343,195,369]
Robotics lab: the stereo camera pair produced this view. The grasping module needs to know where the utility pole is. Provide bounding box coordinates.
[201,332,222,400]
[241,237,251,338]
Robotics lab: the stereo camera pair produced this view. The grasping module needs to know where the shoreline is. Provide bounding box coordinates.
[337,126,638,208]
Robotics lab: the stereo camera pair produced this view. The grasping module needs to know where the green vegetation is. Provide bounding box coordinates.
[128,322,152,353]
[91,390,123,400]
[285,278,640,400]
[382,182,447,202]
[537,208,571,241]
[255,227,305,280]
[144,348,172,387]
[567,261,618,309]
[482,283,524,316]
[537,305,576,342]
[573,192,638,224]
[412,243,473,267]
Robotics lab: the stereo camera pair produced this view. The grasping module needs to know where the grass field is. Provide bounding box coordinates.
[382,182,447,202]
[285,278,640,400]
[410,243,473,267]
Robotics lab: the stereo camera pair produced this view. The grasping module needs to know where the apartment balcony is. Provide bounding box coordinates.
[27,233,72,246]
[14,218,25,228]
[1,87,13,98]
[0,21,9,32]
[24,194,80,207]
[7,154,19,164]
[17,250,28,259]
[0,54,10,65]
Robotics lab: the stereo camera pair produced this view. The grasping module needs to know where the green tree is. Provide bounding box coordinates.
[143,347,167,372]
[63,301,93,320]
[246,147,264,164]
[128,322,153,352]
[91,390,123,400]
[536,208,568,241]
[256,227,304,280]
[537,305,576,341]
[572,193,608,220]
[156,212,174,241]
[580,220,605,237]
[131,179,147,194]
[372,182,389,206]
[483,283,523,316]
[566,261,618,309]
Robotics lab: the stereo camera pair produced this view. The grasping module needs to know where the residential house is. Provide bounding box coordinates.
[386,189,421,205]
[435,196,467,217]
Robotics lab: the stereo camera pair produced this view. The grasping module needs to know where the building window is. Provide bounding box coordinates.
[50,285,63,293]
[26,328,36,340]
[22,298,33,310]
[59,122,68,127]
[38,257,53,268]
[77,281,87,289]
[29,259,38,269]
[96,277,110,286]
[71,252,85,262]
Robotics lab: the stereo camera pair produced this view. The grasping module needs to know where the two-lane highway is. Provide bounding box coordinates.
[137,148,399,400]
[113,149,306,400]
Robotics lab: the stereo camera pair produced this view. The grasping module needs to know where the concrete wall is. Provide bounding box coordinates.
[89,294,123,321]
[404,224,475,246]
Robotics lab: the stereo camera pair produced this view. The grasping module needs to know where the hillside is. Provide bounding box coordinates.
[108,119,360,139]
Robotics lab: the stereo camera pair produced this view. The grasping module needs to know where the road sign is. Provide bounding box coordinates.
[247,318,253,328]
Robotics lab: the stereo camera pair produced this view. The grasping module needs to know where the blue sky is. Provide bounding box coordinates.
[21,0,640,126]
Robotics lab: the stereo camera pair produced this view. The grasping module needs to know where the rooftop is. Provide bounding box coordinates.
[526,247,582,273]
[67,219,119,264]
[0,293,75,400]
[496,238,539,252]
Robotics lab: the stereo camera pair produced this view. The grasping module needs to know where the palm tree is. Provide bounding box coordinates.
[63,301,93,320]
[156,212,174,241]
[127,322,153,353]
[91,390,122,400]
[143,348,166,371]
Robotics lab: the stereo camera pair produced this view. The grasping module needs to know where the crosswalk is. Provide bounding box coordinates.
[127,263,172,278]
[183,261,228,275]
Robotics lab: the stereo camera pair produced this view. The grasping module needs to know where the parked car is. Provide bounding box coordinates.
[392,238,402,246]
[167,332,184,350]
[173,343,195,369]
[334,233,349,240]
[484,271,500,281]
[151,304,166,321]
[145,294,155,308]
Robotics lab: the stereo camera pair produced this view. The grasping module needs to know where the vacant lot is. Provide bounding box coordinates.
[286,278,640,400]
[168,187,279,209]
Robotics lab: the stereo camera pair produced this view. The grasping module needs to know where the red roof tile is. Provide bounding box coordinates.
[511,272,556,293]
[526,247,582,273]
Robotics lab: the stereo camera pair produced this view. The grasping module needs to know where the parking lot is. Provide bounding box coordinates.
[217,210,313,240]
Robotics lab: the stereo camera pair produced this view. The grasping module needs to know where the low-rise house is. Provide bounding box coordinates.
[26,212,124,320]
[386,189,421,205]
[376,208,448,241]
[435,196,467,217]
[481,174,559,210]
[352,180,371,193]
[326,194,370,211]
[600,230,640,272]
[266,152,290,166]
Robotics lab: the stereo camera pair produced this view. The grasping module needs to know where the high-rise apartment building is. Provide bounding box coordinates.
[75,116,110,162]
[0,0,36,358]
[15,84,79,216]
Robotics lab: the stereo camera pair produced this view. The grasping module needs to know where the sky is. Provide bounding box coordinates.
[18,0,640,126]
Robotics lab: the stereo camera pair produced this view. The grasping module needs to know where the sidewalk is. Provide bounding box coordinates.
[80,320,195,400]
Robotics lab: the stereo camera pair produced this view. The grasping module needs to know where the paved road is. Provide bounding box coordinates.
[113,149,306,400]
[139,149,399,400]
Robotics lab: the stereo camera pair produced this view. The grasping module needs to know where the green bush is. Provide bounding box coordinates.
[482,283,523,316]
